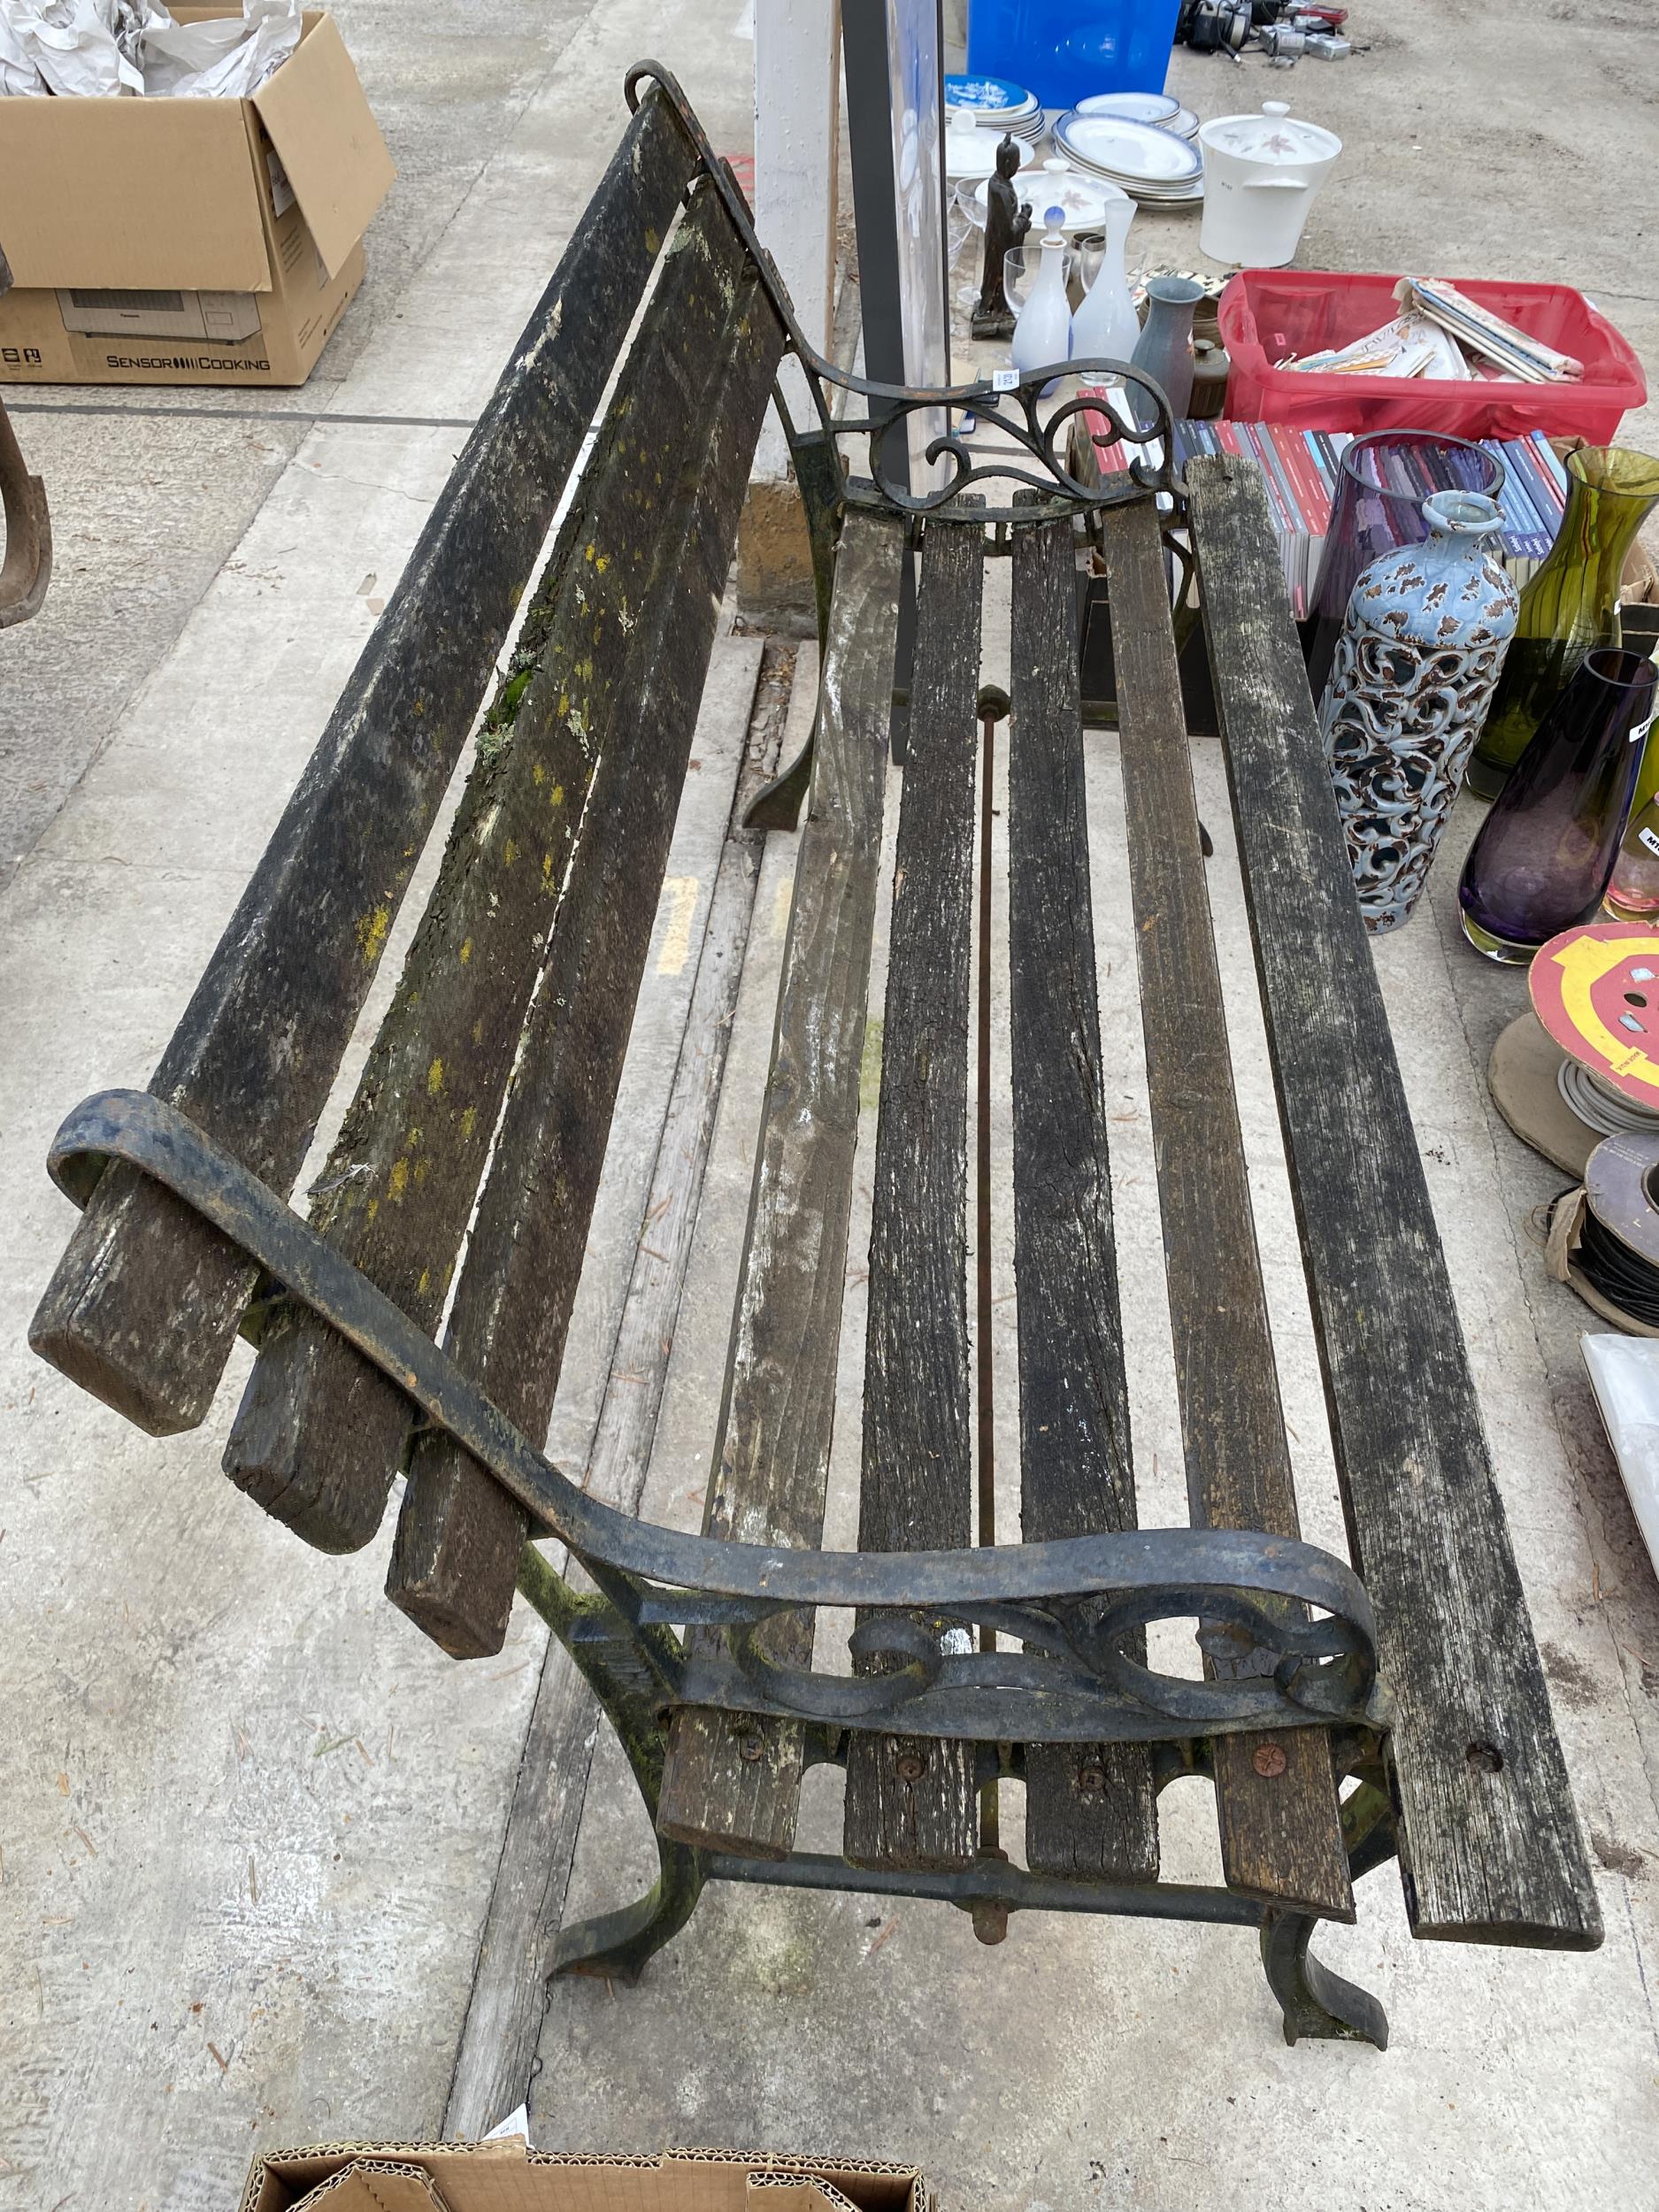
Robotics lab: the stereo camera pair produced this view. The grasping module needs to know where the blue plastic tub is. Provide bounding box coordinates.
[965,0,1180,109]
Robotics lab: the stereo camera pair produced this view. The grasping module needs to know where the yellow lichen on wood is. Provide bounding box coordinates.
[426,1057,444,1096]
[388,1159,410,1202]
[357,904,391,964]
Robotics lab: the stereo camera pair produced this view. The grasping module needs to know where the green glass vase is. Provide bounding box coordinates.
[1464,444,1659,801]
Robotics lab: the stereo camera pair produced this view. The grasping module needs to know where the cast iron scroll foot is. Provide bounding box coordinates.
[1259,1909,1389,2050]
[744,715,815,831]
[1259,1770,1395,2050]
[551,1835,709,1984]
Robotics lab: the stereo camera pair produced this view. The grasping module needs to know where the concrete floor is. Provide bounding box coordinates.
[4,1,1659,2208]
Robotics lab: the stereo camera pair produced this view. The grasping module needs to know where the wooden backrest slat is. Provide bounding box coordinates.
[1102,495,1351,1918]
[28,91,696,1440]
[842,512,982,1877]
[221,192,765,1556]
[1187,453,1601,1948]
[388,264,785,1656]
[1007,506,1157,1886]
[656,511,905,1859]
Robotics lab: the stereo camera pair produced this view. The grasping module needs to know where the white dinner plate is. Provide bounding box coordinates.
[1055,111,1203,185]
[1074,91,1179,125]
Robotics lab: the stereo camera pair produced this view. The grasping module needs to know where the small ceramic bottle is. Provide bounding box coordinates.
[1069,190,1138,368]
[1320,490,1518,933]
[1010,206,1071,388]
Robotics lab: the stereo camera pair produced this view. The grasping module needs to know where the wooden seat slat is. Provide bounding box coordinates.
[842,514,984,1876]
[1007,509,1157,1884]
[387,264,785,1656]
[1187,454,1601,1948]
[28,91,695,1441]
[220,195,757,1557]
[654,511,906,1858]
[1102,495,1352,1919]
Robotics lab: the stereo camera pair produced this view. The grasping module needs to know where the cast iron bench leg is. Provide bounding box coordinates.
[1259,1774,1396,2049]
[515,1549,710,1984]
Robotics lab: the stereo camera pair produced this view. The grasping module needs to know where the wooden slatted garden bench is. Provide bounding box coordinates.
[31,65,1601,2048]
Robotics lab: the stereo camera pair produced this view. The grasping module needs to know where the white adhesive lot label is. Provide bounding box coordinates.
[656,876,700,975]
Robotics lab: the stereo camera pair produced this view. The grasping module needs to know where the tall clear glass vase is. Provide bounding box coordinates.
[1464,444,1659,801]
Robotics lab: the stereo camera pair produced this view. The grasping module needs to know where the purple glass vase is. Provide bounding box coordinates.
[1458,649,1659,964]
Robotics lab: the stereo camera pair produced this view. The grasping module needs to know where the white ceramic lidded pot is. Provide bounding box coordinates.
[1197,100,1341,267]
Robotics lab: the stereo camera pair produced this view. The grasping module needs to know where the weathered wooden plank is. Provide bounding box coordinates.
[656,518,905,1859]
[28,93,695,1440]
[1008,509,1157,1885]
[442,649,786,2137]
[842,513,982,1875]
[1187,453,1601,1949]
[385,314,782,1654]
[222,200,768,1556]
[1102,492,1352,1919]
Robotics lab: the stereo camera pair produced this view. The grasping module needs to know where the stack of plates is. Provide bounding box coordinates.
[944,72,1042,142]
[1075,90,1200,142]
[947,119,1040,182]
[1054,109,1204,204]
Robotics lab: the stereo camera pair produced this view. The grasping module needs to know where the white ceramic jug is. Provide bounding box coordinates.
[1197,100,1340,268]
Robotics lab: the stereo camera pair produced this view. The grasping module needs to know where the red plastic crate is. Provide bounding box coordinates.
[1219,269,1646,443]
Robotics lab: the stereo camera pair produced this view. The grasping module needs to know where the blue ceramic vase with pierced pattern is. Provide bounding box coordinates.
[1319,489,1518,933]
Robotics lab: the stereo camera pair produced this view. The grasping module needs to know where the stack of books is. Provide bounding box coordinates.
[1075,399,1571,618]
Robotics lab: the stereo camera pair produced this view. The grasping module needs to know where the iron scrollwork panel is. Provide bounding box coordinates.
[622,59,1183,531]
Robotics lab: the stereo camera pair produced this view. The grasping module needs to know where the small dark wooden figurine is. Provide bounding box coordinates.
[972,134,1032,341]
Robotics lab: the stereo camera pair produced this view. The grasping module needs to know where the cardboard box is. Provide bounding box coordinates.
[239,2145,933,2212]
[0,7,393,385]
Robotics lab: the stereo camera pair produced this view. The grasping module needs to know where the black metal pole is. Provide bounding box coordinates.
[841,0,949,763]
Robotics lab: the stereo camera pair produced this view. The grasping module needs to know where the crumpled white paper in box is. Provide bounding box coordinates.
[0,0,299,97]
[142,0,298,96]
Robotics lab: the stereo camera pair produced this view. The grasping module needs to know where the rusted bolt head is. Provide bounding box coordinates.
[896,1751,928,1783]
[1078,1764,1107,1794]
[1252,1743,1288,1779]
[737,1732,765,1764]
